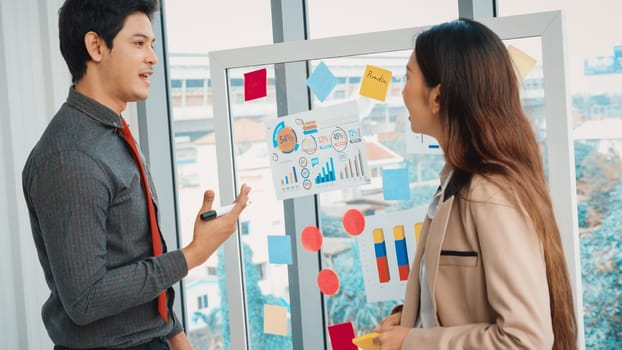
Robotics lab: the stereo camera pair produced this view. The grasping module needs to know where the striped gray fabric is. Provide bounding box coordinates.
[22,87,187,348]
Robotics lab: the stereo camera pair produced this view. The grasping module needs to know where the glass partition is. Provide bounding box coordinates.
[226,65,293,349]
[163,1,272,348]
[499,2,622,349]
[209,11,582,349]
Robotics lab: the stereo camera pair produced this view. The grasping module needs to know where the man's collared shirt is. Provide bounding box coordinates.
[22,87,187,348]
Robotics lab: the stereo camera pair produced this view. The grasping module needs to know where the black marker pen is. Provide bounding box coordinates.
[200,200,251,221]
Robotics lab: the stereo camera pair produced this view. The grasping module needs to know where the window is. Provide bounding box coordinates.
[498,2,622,349]
[307,0,458,38]
[198,294,209,309]
[208,12,577,350]
[240,220,251,235]
[225,64,293,349]
[307,1,458,341]
[163,1,273,349]
[161,1,599,349]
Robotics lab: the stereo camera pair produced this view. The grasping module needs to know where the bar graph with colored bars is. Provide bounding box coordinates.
[372,228,390,283]
[372,224,423,284]
[393,225,409,281]
[339,150,365,180]
[280,166,298,186]
[315,157,336,184]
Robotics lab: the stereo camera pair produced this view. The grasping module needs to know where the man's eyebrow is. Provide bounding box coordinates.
[132,33,156,42]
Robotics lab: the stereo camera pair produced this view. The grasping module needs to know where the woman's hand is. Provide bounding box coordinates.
[374,312,408,350]
[374,326,410,350]
[375,311,402,332]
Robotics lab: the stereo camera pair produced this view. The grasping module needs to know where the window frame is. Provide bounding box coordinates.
[206,10,584,349]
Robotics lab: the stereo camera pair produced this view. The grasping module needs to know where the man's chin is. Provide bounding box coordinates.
[130,92,150,102]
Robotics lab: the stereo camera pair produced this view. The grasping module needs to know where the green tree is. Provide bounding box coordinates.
[574,141,596,180]
[187,250,229,349]
[581,148,622,222]
[581,183,622,349]
[189,244,292,349]
[320,211,346,238]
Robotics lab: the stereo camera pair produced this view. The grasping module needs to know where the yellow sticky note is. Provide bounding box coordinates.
[352,332,379,350]
[359,65,392,102]
[264,304,288,336]
[507,45,537,82]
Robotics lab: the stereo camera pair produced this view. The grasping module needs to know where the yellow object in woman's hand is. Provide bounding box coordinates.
[352,332,379,350]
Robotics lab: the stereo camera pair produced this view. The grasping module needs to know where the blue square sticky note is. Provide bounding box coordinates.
[382,168,411,200]
[306,61,338,102]
[268,235,293,264]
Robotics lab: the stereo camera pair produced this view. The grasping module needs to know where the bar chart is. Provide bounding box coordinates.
[279,166,299,186]
[356,206,427,302]
[315,157,336,184]
[338,150,366,180]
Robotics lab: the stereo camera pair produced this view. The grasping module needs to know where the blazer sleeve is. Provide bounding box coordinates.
[401,180,554,350]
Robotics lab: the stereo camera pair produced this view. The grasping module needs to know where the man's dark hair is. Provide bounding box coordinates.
[58,0,159,83]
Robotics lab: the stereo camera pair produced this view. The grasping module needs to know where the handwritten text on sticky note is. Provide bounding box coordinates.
[359,65,392,102]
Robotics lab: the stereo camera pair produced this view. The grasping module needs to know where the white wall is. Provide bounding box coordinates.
[0,0,67,348]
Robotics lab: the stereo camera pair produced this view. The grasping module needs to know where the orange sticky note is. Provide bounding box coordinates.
[263,304,288,336]
[359,65,392,102]
[352,332,379,350]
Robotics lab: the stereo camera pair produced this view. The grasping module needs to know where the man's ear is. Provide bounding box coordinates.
[430,84,441,115]
[84,31,105,62]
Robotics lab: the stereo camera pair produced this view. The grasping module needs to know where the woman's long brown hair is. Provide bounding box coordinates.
[415,19,577,349]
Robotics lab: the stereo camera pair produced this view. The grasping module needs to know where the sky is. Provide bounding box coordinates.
[163,0,621,94]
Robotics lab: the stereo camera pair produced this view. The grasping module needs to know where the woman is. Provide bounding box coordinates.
[374,19,577,349]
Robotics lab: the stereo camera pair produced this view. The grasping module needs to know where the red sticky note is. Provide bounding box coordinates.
[244,68,267,101]
[342,209,365,236]
[328,322,357,350]
[301,226,323,252]
[317,268,340,295]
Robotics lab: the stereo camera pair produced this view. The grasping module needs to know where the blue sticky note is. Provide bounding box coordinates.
[306,61,338,102]
[268,235,293,264]
[382,168,411,200]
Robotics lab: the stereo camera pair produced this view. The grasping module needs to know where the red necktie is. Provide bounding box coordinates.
[119,118,168,324]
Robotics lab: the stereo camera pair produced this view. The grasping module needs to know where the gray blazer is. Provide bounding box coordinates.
[400,174,554,349]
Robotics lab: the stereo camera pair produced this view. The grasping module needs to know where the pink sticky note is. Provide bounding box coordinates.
[317,268,340,295]
[342,209,365,236]
[301,226,323,252]
[328,322,357,350]
[244,68,267,101]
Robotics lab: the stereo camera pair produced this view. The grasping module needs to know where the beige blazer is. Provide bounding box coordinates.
[400,175,554,349]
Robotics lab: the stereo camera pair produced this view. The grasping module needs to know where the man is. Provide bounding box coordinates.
[22,1,250,349]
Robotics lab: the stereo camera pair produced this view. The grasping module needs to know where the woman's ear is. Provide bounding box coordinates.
[430,84,441,115]
[84,31,104,62]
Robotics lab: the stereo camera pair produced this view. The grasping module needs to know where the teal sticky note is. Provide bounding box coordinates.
[382,168,410,200]
[306,61,338,102]
[268,235,293,264]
